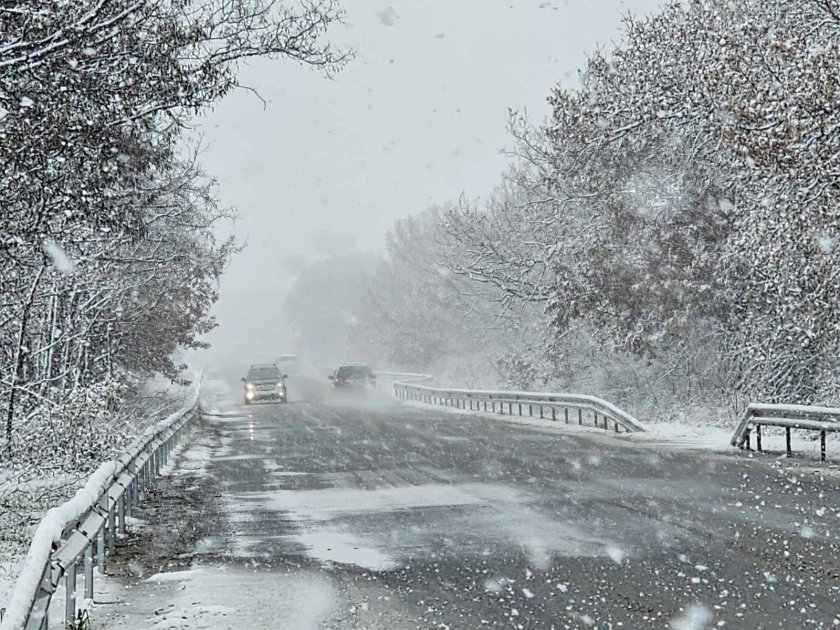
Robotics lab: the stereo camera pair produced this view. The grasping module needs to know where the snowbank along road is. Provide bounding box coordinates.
[95,383,840,629]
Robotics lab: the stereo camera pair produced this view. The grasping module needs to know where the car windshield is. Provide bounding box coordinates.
[337,365,371,379]
[247,367,281,381]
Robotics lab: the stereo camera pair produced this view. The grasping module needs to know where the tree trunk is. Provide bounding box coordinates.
[5,265,45,452]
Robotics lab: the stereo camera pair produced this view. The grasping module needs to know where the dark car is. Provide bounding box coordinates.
[330,363,376,391]
[242,364,287,404]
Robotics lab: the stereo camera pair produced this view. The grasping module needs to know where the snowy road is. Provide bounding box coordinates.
[100,390,840,629]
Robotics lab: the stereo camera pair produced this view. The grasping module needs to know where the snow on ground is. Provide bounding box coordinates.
[43,564,341,630]
[0,471,85,619]
[406,399,840,463]
[0,556,24,622]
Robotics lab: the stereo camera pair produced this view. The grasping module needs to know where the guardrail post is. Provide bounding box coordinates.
[84,544,94,599]
[97,525,106,572]
[755,424,762,452]
[138,461,145,494]
[594,412,598,428]
[578,409,582,425]
[518,403,522,416]
[785,427,792,457]
[564,408,569,424]
[118,494,126,536]
[126,478,134,518]
[108,503,116,553]
[65,561,76,628]
[821,429,826,462]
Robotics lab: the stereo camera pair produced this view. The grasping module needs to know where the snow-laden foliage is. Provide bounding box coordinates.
[0,0,346,465]
[435,0,840,407]
[303,0,840,412]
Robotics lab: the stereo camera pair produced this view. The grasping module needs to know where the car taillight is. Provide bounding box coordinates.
[369,376,376,386]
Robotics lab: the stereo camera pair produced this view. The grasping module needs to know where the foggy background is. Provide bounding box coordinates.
[194,0,665,369]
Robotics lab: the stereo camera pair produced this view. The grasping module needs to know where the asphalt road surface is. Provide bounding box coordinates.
[99,382,840,629]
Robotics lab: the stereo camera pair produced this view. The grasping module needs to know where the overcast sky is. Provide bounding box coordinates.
[196,0,665,356]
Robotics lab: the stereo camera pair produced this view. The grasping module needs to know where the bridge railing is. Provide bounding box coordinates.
[0,384,201,630]
[394,382,646,434]
[730,403,840,462]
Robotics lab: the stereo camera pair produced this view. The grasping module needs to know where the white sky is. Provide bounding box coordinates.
[196,0,665,355]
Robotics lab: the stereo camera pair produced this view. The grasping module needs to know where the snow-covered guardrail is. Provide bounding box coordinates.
[394,383,646,434]
[730,403,840,462]
[374,372,433,384]
[0,384,201,630]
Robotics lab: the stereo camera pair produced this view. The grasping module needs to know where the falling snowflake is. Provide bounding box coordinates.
[671,604,713,630]
[376,6,398,26]
[43,240,77,276]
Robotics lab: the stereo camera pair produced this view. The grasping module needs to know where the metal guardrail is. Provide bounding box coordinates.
[374,372,433,384]
[394,383,646,433]
[730,403,840,462]
[0,385,201,630]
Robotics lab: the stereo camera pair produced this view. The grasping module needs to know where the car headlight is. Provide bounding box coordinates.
[246,382,255,390]
[277,382,285,389]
